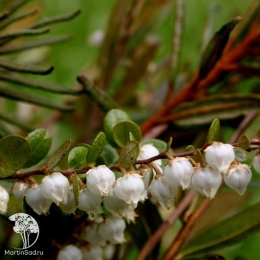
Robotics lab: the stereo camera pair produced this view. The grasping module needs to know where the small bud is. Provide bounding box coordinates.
[98,216,126,244]
[86,165,115,196]
[114,173,145,208]
[11,181,29,200]
[164,157,194,190]
[59,188,77,214]
[0,185,9,214]
[41,172,70,205]
[57,245,82,260]
[252,155,260,174]
[149,176,178,209]
[205,142,235,174]
[191,166,222,199]
[78,188,102,219]
[138,144,161,166]
[224,163,252,195]
[25,184,52,215]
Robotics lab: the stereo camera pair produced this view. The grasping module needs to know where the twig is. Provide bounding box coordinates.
[136,190,197,260]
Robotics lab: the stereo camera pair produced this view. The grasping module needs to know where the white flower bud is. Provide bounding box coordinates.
[25,184,52,215]
[224,163,252,195]
[11,181,29,200]
[0,185,9,214]
[78,188,102,219]
[84,220,106,246]
[41,172,70,205]
[114,173,145,208]
[59,188,77,214]
[149,176,178,209]
[82,246,103,260]
[205,142,235,174]
[103,192,137,223]
[252,155,260,173]
[98,216,126,244]
[86,165,115,196]
[138,144,162,166]
[191,166,222,199]
[164,157,194,190]
[57,245,82,260]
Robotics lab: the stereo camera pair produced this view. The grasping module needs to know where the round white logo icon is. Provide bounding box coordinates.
[9,213,40,249]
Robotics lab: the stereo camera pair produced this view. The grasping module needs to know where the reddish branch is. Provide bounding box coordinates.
[141,21,260,135]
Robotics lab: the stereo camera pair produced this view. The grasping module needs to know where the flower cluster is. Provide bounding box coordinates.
[2,142,259,259]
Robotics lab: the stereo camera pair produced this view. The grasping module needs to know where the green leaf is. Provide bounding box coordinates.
[104,109,130,147]
[46,139,71,170]
[100,145,119,166]
[186,145,195,152]
[180,203,260,258]
[199,17,241,78]
[173,94,260,126]
[237,134,250,150]
[73,174,80,206]
[68,146,88,169]
[23,129,52,168]
[113,121,142,147]
[234,147,247,162]
[140,139,167,152]
[86,132,106,163]
[207,118,220,142]
[0,135,31,178]
[119,140,139,169]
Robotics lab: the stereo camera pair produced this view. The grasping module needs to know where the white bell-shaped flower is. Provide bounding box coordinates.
[25,184,52,215]
[41,172,70,205]
[59,188,77,214]
[0,185,9,214]
[82,246,103,260]
[86,165,115,196]
[138,144,162,166]
[114,173,145,208]
[252,155,260,174]
[103,192,137,223]
[149,176,178,209]
[78,188,102,219]
[98,216,126,244]
[84,220,106,246]
[11,181,29,200]
[164,157,194,190]
[205,142,235,174]
[191,166,222,199]
[57,245,82,260]
[224,163,252,195]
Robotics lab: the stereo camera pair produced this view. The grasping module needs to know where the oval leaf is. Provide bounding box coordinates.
[207,118,220,142]
[140,138,167,152]
[23,128,52,168]
[0,135,31,178]
[238,134,250,150]
[234,147,247,162]
[104,109,130,147]
[68,146,88,169]
[119,140,139,169]
[47,139,71,170]
[86,132,106,163]
[113,121,142,147]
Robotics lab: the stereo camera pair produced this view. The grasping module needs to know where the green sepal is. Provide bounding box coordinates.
[73,174,81,206]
